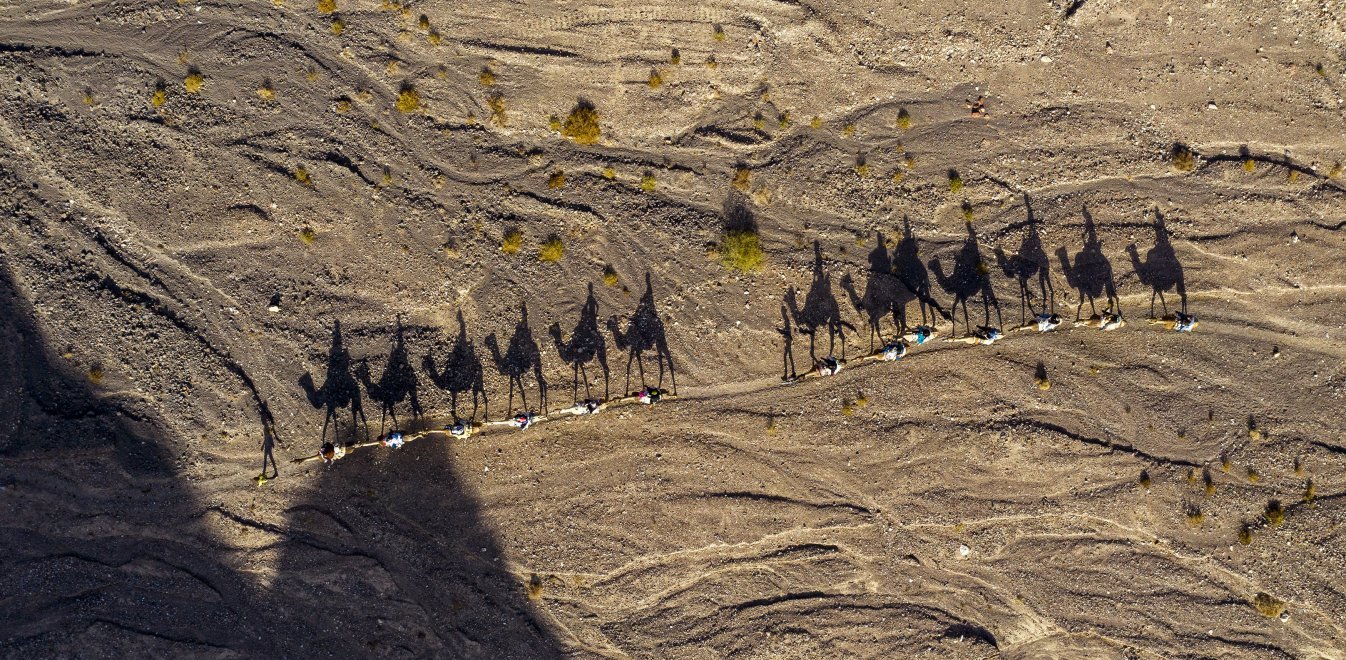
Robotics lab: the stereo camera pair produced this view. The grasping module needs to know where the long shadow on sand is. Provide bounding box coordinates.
[841,231,906,351]
[995,194,1055,325]
[608,272,676,395]
[486,303,547,415]
[550,283,610,403]
[892,216,948,328]
[1056,206,1119,320]
[423,311,489,422]
[788,241,856,361]
[355,317,423,434]
[929,222,1002,336]
[1127,209,1188,317]
[299,320,370,444]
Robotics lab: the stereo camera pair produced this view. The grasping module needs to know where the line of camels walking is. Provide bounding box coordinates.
[292,203,1190,467]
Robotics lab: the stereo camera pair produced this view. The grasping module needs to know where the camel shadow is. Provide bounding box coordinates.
[995,194,1055,325]
[549,283,610,403]
[298,320,369,444]
[1127,208,1188,316]
[929,222,1002,336]
[841,231,907,351]
[486,303,547,415]
[608,272,676,395]
[1056,205,1119,319]
[892,216,948,328]
[789,241,856,361]
[354,317,422,434]
[422,311,488,422]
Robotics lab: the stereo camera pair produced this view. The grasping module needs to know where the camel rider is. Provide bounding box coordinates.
[815,356,842,377]
[448,420,472,439]
[1075,309,1125,331]
[1015,313,1062,333]
[881,340,907,361]
[579,399,602,414]
[637,387,664,404]
[952,326,1004,345]
[1151,312,1198,332]
[904,326,935,345]
[320,441,346,466]
[381,432,405,449]
[509,412,536,430]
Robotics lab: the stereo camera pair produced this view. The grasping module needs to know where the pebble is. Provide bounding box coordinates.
[959,544,971,558]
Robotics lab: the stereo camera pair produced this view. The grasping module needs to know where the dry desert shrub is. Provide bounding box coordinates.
[1253,593,1286,618]
[712,23,725,41]
[705,54,718,69]
[640,172,656,192]
[842,122,856,136]
[897,106,912,130]
[396,84,420,112]
[1329,162,1343,179]
[854,154,869,177]
[547,170,565,189]
[184,68,204,93]
[670,48,681,65]
[487,94,506,126]
[1139,469,1152,489]
[427,30,441,45]
[479,66,495,86]
[1202,467,1216,495]
[87,363,105,384]
[561,101,600,144]
[648,69,663,89]
[331,15,345,35]
[1246,466,1259,483]
[601,265,619,287]
[778,110,791,129]
[810,115,822,129]
[150,81,167,107]
[417,13,430,30]
[947,169,963,193]
[257,79,276,102]
[293,165,312,186]
[961,200,974,222]
[732,165,751,192]
[720,229,764,273]
[1184,503,1203,527]
[299,227,317,244]
[317,0,336,13]
[1170,143,1197,171]
[1220,450,1231,472]
[501,229,523,254]
[601,166,616,180]
[538,236,564,262]
[1263,499,1285,527]
[1238,522,1254,545]
[1293,455,1305,476]
[1303,478,1316,503]
[525,573,544,600]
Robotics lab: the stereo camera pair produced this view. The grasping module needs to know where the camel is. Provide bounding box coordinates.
[1056,206,1118,320]
[486,303,546,415]
[354,318,422,434]
[1127,209,1187,317]
[608,273,676,395]
[549,283,609,403]
[995,195,1054,324]
[422,311,488,421]
[930,222,1001,337]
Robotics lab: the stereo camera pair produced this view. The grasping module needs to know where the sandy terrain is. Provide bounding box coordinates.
[3,0,1346,656]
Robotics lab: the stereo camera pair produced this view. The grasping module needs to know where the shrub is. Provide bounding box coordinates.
[427,30,441,45]
[891,170,905,184]
[897,107,912,130]
[1329,162,1343,179]
[294,165,311,186]
[1238,522,1253,545]
[317,0,335,13]
[670,48,681,65]
[417,13,430,30]
[547,170,565,189]
[1293,455,1305,476]
[257,79,276,102]
[961,200,974,222]
[331,16,345,34]
[1170,143,1197,171]
[778,110,791,129]
[602,265,619,287]
[713,23,725,41]
[184,68,204,93]
[1186,468,1197,484]
[479,66,495,86]
[720,229,765,273]
[538,235,564,262]
[501,229,523,254]
[752,112,765,130]
[525,573,544,600]
[706,54,717,69]
[842,122,856,136]
[1202,467,1215,495]
[1139,470,1151,489]
[1286,168,1300,183]
[487,94,506,126]
[548,114,562,131]
[1303,478,1315,503]
[841,400,855,416]
[640,172,656,192]
[601,166,616,180]
[648,69,662,88]
[1220,450,1231,472]
[87,363,105,384]
[854,393,868,408]
[561,101,600,144]
[854,154,869,177]
[1253,593,1286,618]
[150,82,167,107]
[299,227,317,244]
[1246,466,1259,483]
[334,98,352,113]
[732,165,751,191]
[396,84,420,112]
[1184,503,1203,527]
[1263,499,1285,527]
[948,169,963,193]
[1242,156,1255,173]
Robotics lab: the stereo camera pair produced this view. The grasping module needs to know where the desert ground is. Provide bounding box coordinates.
[3,0,1346,657]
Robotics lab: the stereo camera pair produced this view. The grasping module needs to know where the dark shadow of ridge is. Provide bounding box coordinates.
[0,255,279,655]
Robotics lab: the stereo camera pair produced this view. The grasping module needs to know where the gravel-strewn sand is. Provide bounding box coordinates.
[3,0,1345,656]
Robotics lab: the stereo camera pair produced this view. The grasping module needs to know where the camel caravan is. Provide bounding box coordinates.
[293,206,1195,468]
